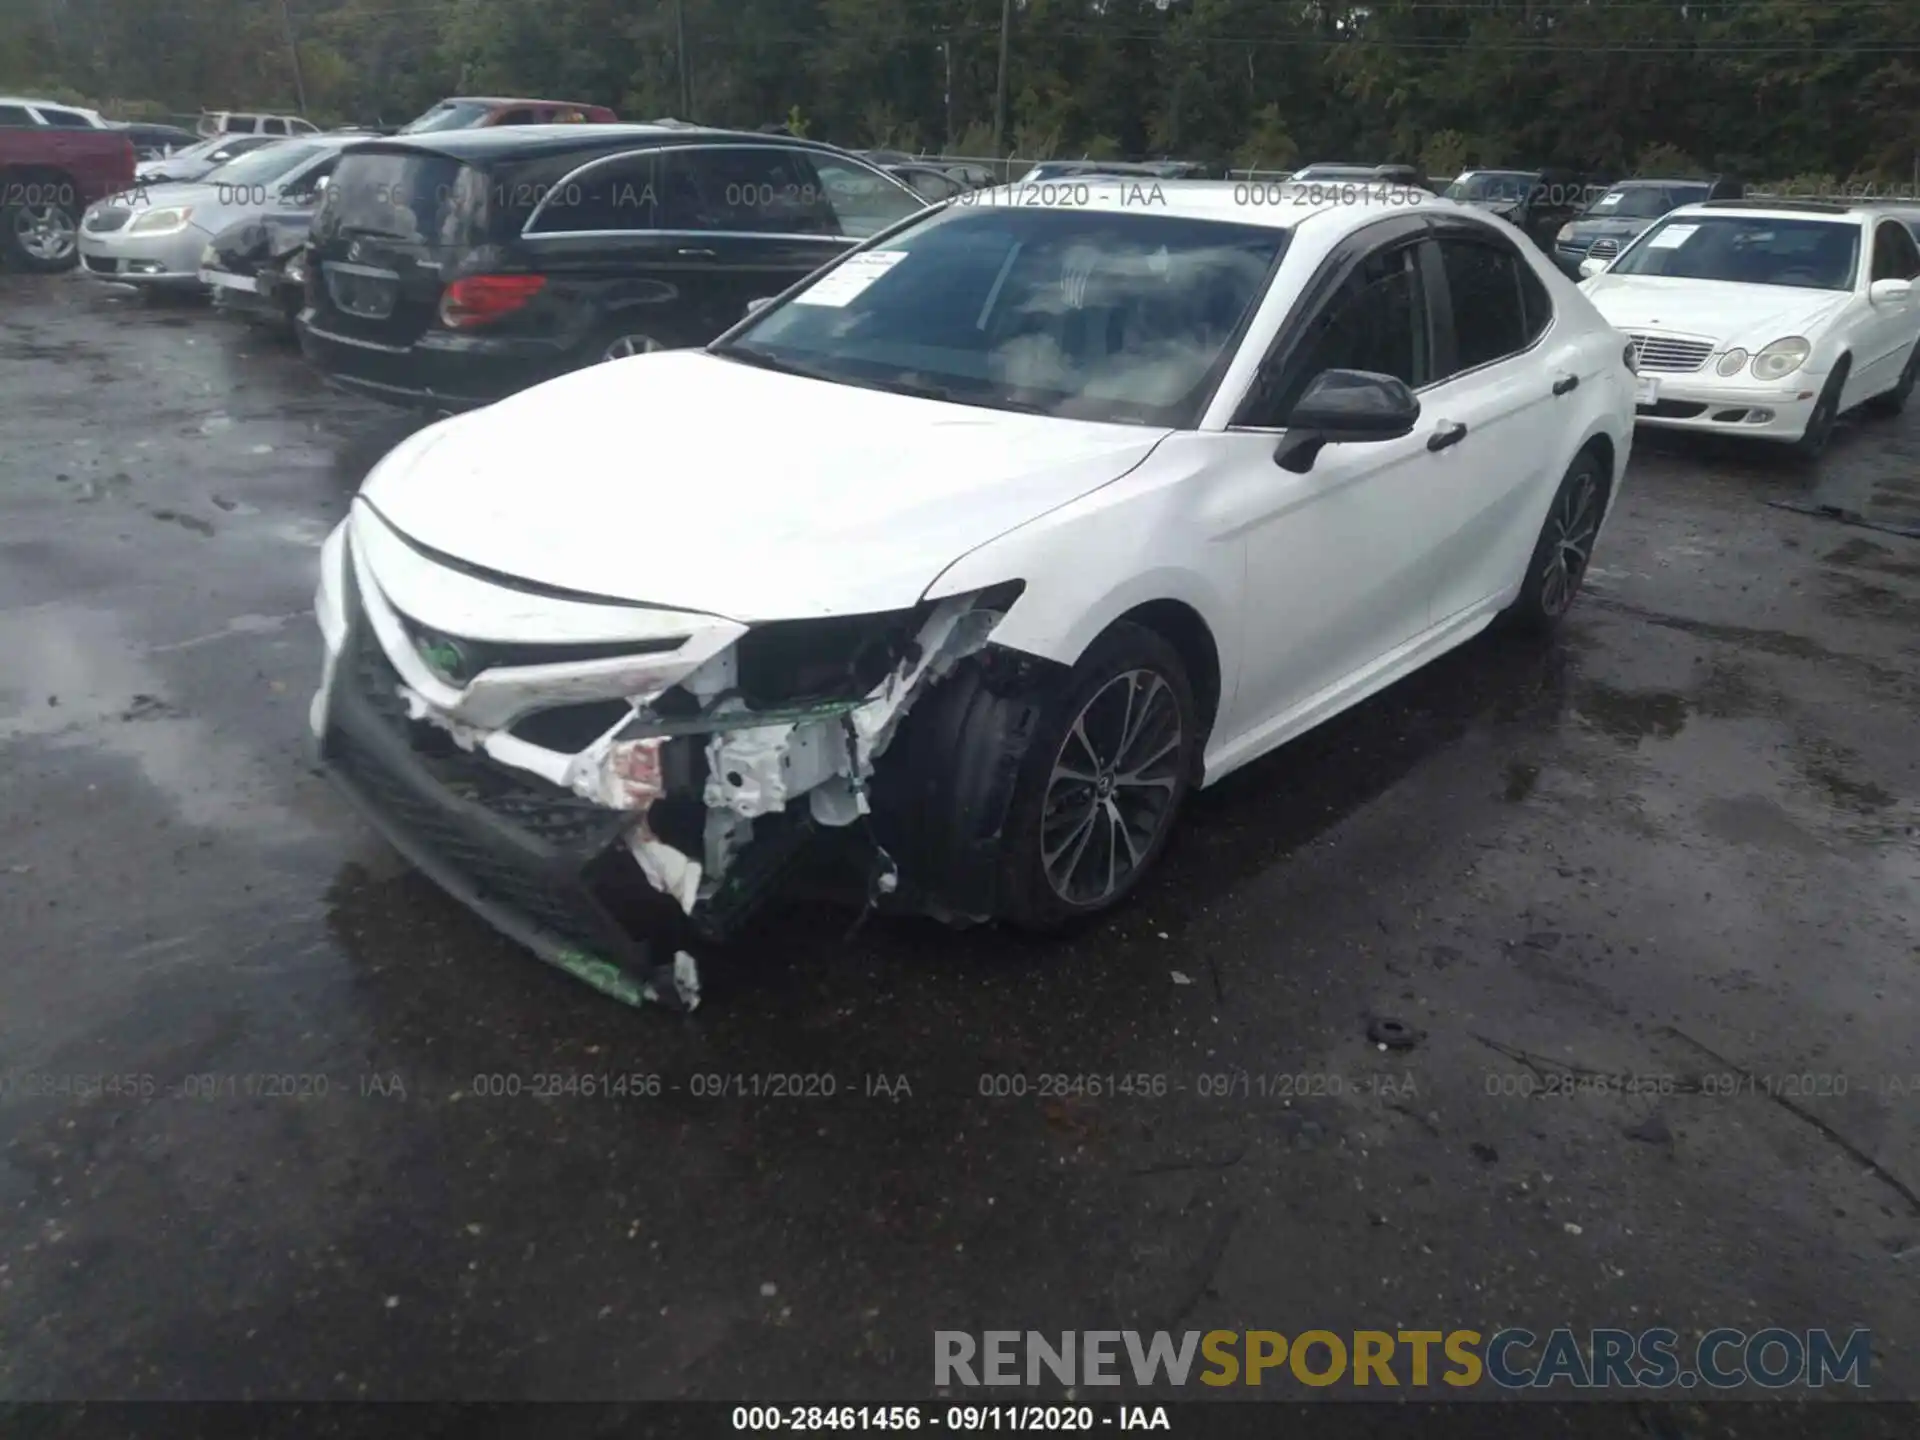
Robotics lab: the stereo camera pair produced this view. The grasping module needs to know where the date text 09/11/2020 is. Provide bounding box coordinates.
[730,1405,1170,1432]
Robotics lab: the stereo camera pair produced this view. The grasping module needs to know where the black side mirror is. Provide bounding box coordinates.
[1273,369,1421,473]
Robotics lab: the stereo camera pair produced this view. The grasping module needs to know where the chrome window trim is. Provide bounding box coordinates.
[521,141,922,238]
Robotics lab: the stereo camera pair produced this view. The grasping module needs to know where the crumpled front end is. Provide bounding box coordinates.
[310,499,1017,1009]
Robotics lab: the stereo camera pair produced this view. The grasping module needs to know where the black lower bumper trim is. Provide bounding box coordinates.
[321,592,686,1006]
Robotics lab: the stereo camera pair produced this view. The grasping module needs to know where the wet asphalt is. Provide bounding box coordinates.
[1,269,1918,1411]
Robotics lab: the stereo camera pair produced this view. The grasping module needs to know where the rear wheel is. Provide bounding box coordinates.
[999,623,1199,932]
[1,197,80,272]
[1502,449,1610,637]
[582,320,669,368]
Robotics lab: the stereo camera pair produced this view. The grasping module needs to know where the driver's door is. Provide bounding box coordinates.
[1209,233,1453,752]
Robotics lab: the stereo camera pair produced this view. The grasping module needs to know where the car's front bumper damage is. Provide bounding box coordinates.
[310,501,1024,1009]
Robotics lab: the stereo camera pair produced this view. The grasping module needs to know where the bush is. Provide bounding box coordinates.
[1232,103,1297,173]
[1419,129,1472,182]
[1631,142,1703,177]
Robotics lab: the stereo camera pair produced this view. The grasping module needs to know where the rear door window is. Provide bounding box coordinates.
[0,105,33,125]
[1436,237,1534,374]
[263,118,288,135]
[41,107,94,127]
[493,108,536,126]
[659,147,838,235]
[811,155,925,238]
[526,151,657,234]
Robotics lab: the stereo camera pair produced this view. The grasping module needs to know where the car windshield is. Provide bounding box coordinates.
[713,204,1286,427]
[1611,214,1861,290]
[1445,172,1534,203]
[202,142,322,187]
[1583,184,1705,219]
[1294,166,1375,181]
[400,101,495,134]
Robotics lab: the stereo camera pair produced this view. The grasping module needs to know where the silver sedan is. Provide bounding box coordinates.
[78,136,359,293]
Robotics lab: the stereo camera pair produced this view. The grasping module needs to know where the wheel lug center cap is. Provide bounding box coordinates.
[1096,772,1115,798]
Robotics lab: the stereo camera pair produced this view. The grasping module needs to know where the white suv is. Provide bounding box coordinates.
[0,95,109,128]
[196,111,319,139]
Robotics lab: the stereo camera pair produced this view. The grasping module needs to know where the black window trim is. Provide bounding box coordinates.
[1226,211,1557,431]
[1225,211,1436,431]
[521,141,921,242]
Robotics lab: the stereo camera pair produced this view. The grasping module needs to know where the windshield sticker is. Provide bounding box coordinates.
[792,250,907,307]
[1648,224,1698,249]
[1593,193,1623,209]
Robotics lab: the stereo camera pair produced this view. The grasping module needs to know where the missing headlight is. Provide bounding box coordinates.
[731,605,935,709]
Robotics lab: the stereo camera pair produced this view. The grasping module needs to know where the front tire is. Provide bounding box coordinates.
[1866,345,1917,418]
[1502,449,1610,637]
[1791,363,1848,461]
[1,198,80,272]
[999,622,1199,932]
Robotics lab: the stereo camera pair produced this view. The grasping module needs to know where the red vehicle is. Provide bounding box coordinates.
[397,97,619,134]
[0,122,134,271]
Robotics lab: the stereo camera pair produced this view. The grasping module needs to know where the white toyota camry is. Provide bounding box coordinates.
[310,181,1635,1007]
[1578,199,1920,458]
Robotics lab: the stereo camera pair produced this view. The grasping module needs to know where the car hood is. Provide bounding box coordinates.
[1580,275,1850,343]
[359,350,1171,622]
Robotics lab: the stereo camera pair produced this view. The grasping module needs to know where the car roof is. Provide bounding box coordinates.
[0,95,103,118]
[430,96,603,107]
[1670,200,1869,221]
[957,177,1477,233]
[352,123,864,162]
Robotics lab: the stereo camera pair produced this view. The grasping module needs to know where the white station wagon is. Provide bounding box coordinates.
[1579,199,1920,458]
[310,182,1636,1007]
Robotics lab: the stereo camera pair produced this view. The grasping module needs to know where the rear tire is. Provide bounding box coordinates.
[997,622,1199,932]
[1,197,80,272]
[1501,448,1610,637]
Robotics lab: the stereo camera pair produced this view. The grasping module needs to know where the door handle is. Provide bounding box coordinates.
[1552,372,1580,396]
[676,247,717,258]
[1427,421,1468,452]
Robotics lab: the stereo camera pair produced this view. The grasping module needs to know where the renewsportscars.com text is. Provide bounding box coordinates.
[935,1327,1871,1390]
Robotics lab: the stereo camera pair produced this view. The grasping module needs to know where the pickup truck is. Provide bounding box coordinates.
[0,123,135,271]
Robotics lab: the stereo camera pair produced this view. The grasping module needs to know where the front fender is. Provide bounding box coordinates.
[921,468,1242,704]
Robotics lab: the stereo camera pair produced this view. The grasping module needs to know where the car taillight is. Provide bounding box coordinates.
[439,274,546,329]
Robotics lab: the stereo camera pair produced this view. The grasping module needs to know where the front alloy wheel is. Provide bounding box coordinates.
[1042,669,1185,907]
[1792,365,1847,461]
[1003,621,1199,930]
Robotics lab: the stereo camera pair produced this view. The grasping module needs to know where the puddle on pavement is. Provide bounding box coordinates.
[1572,679,1689,743]
[0,604,319,839]
[1821,572,1920,628]
[1824,536,1920,581]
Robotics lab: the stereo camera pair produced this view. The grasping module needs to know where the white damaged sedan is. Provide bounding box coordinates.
[311,182,1635,1008]
[1578,199,1920,458]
